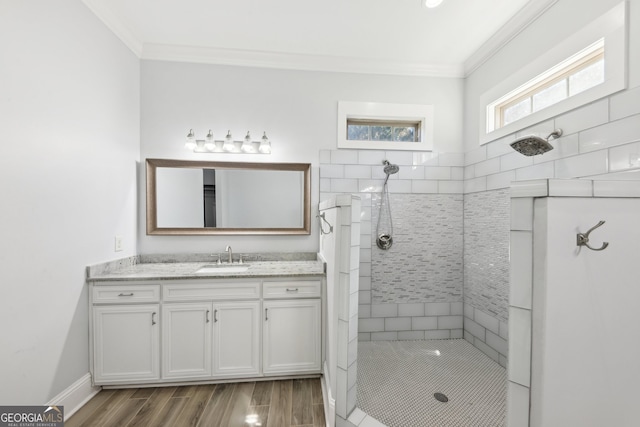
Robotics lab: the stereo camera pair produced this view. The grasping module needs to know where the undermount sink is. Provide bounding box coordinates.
[195,264,250,274]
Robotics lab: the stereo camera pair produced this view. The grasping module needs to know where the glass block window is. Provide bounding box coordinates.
[487,38,605,132]
[346,119,420,143]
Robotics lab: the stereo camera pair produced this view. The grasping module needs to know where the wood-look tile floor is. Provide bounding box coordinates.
[66,378,325,427]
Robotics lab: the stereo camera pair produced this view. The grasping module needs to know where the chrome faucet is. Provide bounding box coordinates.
[225,245,233,263]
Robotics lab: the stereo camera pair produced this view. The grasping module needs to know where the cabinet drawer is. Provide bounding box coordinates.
[163,282,261,302]
[92,285,160,304]
[263,280,321,299]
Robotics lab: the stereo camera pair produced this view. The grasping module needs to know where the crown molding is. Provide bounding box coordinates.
[82,0,464,79]
[81,0,143,56]
[83,0,553,79]
[464,0,559,76]
[140,43,465,78]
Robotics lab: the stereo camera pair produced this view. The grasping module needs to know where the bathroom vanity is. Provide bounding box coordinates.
[87,259,325,387]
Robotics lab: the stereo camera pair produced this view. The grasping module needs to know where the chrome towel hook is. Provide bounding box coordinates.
[577,220,609,251]
[317,212,333,235]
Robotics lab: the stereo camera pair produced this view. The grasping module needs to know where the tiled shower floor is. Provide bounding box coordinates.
[356,339,506,427]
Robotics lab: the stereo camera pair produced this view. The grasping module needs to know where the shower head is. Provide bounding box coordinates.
[510,129,563,156]
[382,160,400,175]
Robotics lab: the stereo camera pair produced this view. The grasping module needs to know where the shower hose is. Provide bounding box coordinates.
[376,176,394,249]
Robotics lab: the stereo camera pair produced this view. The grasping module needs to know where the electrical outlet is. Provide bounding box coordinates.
[115,236,123,252]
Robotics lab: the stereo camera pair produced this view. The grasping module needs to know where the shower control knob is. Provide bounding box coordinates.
[376,233,393,250]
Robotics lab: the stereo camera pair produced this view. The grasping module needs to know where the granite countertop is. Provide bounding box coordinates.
[87,260,325,282]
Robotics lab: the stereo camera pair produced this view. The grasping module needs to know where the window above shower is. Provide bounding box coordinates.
[338,101,434,151]
[347,119,421,143]
[477,1,627,146]
[489,39,604,131]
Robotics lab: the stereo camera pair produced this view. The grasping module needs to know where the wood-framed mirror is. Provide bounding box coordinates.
[146,158,311,235]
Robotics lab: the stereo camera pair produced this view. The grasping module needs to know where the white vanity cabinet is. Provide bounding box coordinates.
[90,276,322,387]
[212,300,261,377]
[162,300,261,380]
[263,280,322,375]
[162,302,212,379]
[91,285,161,385]
[161,281,261,381]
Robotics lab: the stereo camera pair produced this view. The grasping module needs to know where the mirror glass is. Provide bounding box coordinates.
[146,159,311,235]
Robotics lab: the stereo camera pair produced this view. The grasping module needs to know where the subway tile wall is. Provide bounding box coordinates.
[320,91,640,356]
[464,92,640,364]
[320,149,465,340]
[465,94,640,191]
[358,301,463,342]
[464,303,509,368]
[335,198,361,422]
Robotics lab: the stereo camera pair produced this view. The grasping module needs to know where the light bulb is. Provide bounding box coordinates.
[258,132,271,154]
[185,129,197,150]
[423,0,443,8]
[241,131,254,153]
[204,129,215,151]
[223,130,235,152]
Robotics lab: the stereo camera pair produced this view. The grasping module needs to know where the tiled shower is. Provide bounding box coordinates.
[319,84,640,375]
[319,149,510,366]
[463,189,510,366]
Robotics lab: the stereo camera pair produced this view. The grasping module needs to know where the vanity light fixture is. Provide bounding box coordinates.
[259,132,271,154]
[223,130,235,152]
[204,129,215,151]
[185,129,197,150]
[185,129,272,154]
[241,131,254,153]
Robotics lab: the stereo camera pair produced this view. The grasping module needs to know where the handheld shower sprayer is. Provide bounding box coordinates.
[377,160,400,250]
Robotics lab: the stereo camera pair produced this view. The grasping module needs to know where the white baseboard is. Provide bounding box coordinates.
[47,373,101,421]
[322,363,336,427]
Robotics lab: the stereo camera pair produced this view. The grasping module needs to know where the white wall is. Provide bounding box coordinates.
[0,0,140,404]
[139,60,464,254]
[530,196,640,427]
[464,0,639,154]
[461,0,640,363]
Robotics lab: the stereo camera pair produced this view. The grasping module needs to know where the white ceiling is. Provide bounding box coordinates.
[82,0,556,77]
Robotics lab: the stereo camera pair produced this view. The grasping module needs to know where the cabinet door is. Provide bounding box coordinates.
[213,301,260,377]
[93,305,160,384]
[162,303,212,379]
[263,299,321,375]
